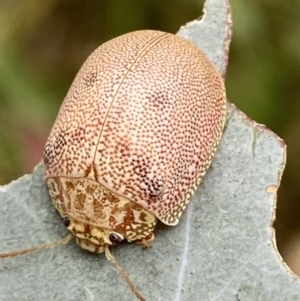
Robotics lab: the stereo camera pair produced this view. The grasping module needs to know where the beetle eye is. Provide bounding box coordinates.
[109,232,123,244]
[63,216,71,227]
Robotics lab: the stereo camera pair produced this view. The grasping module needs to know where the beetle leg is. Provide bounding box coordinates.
[135,233,155,249]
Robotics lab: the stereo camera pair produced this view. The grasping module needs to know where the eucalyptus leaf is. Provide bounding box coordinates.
[1,0,298,301]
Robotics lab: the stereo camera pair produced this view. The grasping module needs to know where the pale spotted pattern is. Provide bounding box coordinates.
[44,30,226,227]
[47,177,157,243]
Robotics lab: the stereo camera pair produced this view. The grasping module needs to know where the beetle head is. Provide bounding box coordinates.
[62,215,124,253]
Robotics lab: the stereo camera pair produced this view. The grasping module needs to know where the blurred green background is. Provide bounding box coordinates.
[0,0,300,273]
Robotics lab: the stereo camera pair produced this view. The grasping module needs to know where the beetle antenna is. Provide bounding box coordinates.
[105,246,146,301]
[0,233,73,258]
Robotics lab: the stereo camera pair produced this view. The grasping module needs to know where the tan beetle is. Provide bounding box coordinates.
[1,30,226,301]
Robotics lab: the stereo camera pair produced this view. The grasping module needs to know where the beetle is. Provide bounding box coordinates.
[44,30,226,255]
